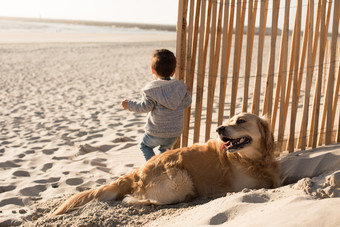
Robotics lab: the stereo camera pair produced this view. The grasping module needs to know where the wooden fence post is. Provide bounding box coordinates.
[325,0,339,145]
[242,0,258,113]
[308,0,333,147]
[193,0,211,143]
[251,0,269,115]
[263,0,280,118]
[332,47,340,139]
[318,41,330,146]
[174,0,188,148]
[306,0,323,147]
[176,0,188,81]
[311,0,327,148]
[288,0,302,153]
[205,0,223,141]
[276,0,291,151]
[300,0,314,151]
[182,0,201,147]
[295,0,311,148]
[218,0,235,125]
[230,0,243,117]
[280,5,299,149]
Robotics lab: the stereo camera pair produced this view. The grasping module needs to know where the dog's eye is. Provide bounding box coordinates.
[236,118,246,124]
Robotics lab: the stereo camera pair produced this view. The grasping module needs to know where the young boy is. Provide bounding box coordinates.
[121,49,192,161]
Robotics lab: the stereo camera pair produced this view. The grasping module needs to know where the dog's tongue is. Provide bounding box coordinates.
[222,139,240,150]
[221,141,231,150]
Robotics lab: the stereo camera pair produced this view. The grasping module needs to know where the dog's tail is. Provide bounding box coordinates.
[50,175,134,216]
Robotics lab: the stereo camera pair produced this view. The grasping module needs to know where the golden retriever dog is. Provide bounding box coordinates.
[51,112,280,215]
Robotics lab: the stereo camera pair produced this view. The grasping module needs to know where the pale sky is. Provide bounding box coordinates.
[0,0,335,32]
[0,0,179,25]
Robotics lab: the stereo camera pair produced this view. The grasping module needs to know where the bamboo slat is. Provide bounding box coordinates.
[175,0,188,81]
[332,47,340,132]
[307,0,323,147]
[281,7,298,145]
[271,0,292,132]
[232,0,247,115]
[242,0,258,113]
[288,0,302,153]
[251,0,269,115]
[322,42,330,94]
[295,0,311,148]
[218,0,234,125]
[300,0,314,151]
[311,0,327,148]
[230,0,243,117]
[308,0,334,147]
[193,0,208,143]
[174,0,188,149]
[262,0,280,117]
[318,41,330,146]
[182,0,201,147]
[325,0,339,145]
[205,0,222,141]
[276,0,291,151]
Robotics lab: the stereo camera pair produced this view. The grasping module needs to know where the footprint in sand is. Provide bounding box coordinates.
[77,136,137,153]
[42,148,58,155]
[19,185,47,196]
[0,185,16,193]
[75,131,88,137]
[96,166,111,173]
[41,163,53,172]
[66,178,84,186]
[96,179,107,184]
[34,177,60,184]
[0,161,20,168]
[52,156,69,160]
[112,137,135,143]
[25,149,35,155]
[17,154,25,158]
[1,141,11,145]
[241,193,270,203]
[0,197,24,207]
[84,134,103,141]
[87,158,107,168]
[209,212,229,225]
[12,170,30,177]
[78,143,117,153]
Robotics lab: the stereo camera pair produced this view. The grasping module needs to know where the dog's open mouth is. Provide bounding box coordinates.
[221,136,252,152]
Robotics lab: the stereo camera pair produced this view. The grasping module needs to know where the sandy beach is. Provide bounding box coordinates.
[1,29,340,227]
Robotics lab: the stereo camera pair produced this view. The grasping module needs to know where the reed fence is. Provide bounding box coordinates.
[175,0,340,152]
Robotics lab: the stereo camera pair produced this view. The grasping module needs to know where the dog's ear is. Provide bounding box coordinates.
[258,115,274,155]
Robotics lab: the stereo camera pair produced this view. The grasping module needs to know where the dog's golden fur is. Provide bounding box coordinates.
[51,113,280,215]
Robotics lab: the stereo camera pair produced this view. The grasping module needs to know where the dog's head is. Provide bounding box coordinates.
[216,113,274,160]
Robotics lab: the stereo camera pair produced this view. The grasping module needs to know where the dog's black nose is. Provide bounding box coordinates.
[216,126,225,133]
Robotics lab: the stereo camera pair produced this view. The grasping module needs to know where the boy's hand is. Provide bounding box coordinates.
[121,100,129,109]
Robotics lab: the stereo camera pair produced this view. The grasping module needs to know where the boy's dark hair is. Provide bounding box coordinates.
[151,49,176,78]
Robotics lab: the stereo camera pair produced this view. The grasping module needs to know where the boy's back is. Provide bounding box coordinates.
[121,49,191,160]
[129,78,191,138]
